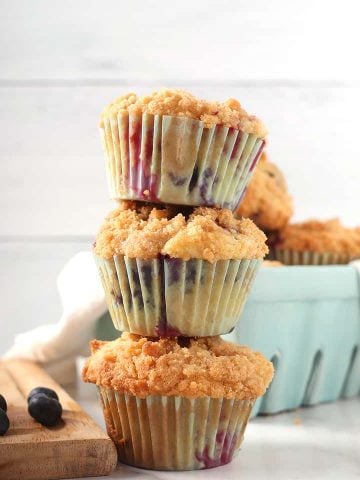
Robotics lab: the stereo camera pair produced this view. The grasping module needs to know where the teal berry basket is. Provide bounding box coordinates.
[96,265,360,417]
[225,265,360,416]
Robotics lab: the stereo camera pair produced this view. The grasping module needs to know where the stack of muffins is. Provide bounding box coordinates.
[83,89,274,470]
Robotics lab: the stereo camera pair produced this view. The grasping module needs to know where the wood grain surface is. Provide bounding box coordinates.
[0,360,117,480]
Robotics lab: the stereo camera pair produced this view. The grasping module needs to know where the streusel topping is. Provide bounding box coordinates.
[82,333,274,400]
[94,202,268,262]
[276,219,360,255]
[101,89,267,137]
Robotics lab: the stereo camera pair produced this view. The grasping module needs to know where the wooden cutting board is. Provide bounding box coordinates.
[0,360,117,480]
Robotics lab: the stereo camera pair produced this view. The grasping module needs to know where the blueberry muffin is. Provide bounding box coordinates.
[83,333,274,470]
[235,153,293,231]
[272,219,360,265]
[94,201,268,336]
[100,89,267,209]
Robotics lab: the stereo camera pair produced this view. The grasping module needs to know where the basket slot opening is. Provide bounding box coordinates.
[302,350,323,406]
[257,352,280,414]
[341,345,360,397]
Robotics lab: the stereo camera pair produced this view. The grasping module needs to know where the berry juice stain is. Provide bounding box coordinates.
[195,431,238,469]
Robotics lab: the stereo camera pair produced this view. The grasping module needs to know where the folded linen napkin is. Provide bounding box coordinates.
[3,252,107,385]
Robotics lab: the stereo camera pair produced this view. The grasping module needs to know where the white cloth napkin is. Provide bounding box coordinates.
[3,252,107,385]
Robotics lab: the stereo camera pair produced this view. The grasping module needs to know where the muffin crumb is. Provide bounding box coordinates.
[83,333,274,400]
[94,202,268,262]
[101,89,267,138]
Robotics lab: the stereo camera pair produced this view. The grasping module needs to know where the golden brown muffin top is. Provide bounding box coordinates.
[276,219,360,256]
[236,154,293,231]
[82,333,274,400]
[94,202,268,262]
[101,89,267,138]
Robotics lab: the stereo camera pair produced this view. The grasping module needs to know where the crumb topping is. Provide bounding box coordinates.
[82,333,274,400]
[101,89,267,138]
[277,219,360,255]
[94,202,268,262]
[236,155,293,231]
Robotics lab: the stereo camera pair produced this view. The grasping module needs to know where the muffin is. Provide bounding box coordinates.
[272,219,360,265]
[94,201,268,337]
[82,333,274,470]
[235,153,293,231]
[100,89,267,210]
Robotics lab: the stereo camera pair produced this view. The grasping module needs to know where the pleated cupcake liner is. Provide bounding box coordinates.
[95,255,262,337]
[99,388,254,470]
[100,113,265,210]
[272,248,353,266]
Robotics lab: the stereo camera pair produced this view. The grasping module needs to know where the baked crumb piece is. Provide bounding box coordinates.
[82,333,274,400]
[94,202,268,262]
[262,260,283,267]
[236,154,293,231]
[101,89,267,138]
[277,219,360,255]
[293,417,302,426]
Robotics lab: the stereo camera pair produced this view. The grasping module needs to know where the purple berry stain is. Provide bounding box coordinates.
[129,120,141,191]
[199,167,214,203]
[154,319,182,337]
[195,431,238,469]
[168,172,187,187]
[189,167,199,192]
[110,289,123,306]
[131,268,144,309]
[141,264,153,292]
[185,260,197,293]
[230,130,243,161]
[137,127,154,193]
[165,257,182,285]
[249,140,265,172]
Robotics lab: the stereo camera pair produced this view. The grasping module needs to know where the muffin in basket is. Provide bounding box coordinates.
[82,333,274,471]
[272,219,360,265]
[100,89,267,210]
[94,201,268,337]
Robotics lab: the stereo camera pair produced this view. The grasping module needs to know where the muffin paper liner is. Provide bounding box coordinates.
[272,248,353,266]
[99,388,254,470]
[95,255,262,337]
[100,113,265,210]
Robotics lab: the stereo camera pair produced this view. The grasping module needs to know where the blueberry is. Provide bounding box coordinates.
[0,408,9,436]
[0,394,7,412]
[141,264,153,292]
[28,393,62,427]
[27,386,59,403]
[166,257,182,285]
[168,172,187,186]
[200,167,213,201]
[185,261,197,284]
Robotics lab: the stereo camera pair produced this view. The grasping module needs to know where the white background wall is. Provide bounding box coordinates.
[0,0,359,353]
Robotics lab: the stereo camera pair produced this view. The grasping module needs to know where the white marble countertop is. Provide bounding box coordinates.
[72,381,360,480]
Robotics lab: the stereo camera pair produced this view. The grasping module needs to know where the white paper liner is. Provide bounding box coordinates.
[272,248,353,265]
[95,255,262,336]
[100,113,265,210]
[99,388,254,470]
